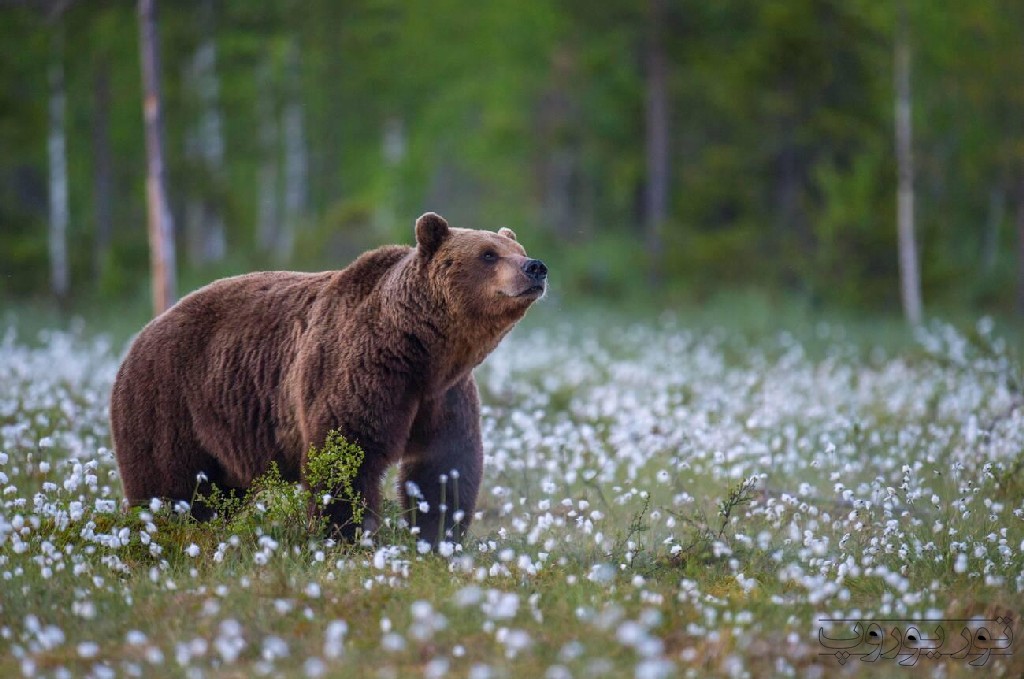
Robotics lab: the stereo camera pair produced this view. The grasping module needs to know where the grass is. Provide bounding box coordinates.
[1,308,1023,677]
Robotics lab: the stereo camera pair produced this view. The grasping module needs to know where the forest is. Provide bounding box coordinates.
[2,0,1023,318]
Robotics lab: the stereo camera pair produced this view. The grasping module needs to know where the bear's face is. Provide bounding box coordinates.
[415,213,547,323]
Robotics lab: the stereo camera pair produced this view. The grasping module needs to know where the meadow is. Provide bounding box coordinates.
[1,310,1022,678]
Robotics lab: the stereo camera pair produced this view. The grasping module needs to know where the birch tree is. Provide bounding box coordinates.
[138,0,176,315]
[256,60,281,256]
[183,0,226,265]
[644,0,668,285]
[1017,179,1024,315]
[280,39,308,262]
[91,56,114,284]
[894,2,922,325]
[47,24,68,304]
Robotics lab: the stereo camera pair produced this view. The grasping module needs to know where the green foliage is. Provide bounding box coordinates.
[238,462,310,535]
[552,230,650,300]
[196,429,365,539]
[668,477,760,564]
[305,429,366,531]
[810,143,898,308]
[2,0,1024,315]
[607,492,652,572]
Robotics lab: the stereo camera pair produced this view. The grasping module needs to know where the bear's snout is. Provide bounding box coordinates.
[524,259,548,281]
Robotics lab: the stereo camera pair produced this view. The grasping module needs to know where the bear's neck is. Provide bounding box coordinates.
[375,277,513,395]
[433,315,514,391]
[395,305,513,396]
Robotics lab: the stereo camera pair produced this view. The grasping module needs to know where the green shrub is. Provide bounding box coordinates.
[305,429,366,533]
[197,430,365,539]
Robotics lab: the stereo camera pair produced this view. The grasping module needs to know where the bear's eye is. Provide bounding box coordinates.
[481,250,498,263]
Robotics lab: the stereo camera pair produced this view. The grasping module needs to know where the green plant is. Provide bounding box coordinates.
[194,430,366,539]
[670,476,759,561]
[305,429,366,534]
[607,493,652,571]
[247,461,310,532]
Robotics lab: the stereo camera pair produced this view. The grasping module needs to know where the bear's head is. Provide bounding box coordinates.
[415,212,547,325]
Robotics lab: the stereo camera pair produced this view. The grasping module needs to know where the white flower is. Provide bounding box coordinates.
[304,657,327,678]
[77,641,100,658]
[126,630,147,646]
[184,544,200,558]
[381,632,405,652]
[454,586,483,607]
[261,635,289,660]
[323,622,347,659]
[424,657,450,679]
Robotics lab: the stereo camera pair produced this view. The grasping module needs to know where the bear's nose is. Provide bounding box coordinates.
[524,259,548,280]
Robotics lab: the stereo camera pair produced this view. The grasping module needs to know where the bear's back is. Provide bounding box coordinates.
[160,244,412,345]
[326,244,412,305]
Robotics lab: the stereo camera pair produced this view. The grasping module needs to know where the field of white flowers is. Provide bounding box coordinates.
[1,314,1022,678]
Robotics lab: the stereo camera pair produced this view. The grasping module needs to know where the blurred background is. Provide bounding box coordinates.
[2,0,1023,324]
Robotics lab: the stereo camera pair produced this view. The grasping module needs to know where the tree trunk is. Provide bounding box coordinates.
[138,0,176,315]
[256,60,280,256]
[644,0,669,285]
[184,0,226,265]
[281,39,308,262]
[547,149,575,238]
[92,57,114,285]
[48,27,69,305]
[894,2,923,325]
[1016,177,1024,315]
[538,47,578,240]
[982,187,1003,273]
[378,116,406,233]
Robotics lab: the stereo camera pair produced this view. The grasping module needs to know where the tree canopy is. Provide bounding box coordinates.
[1,0,1022,314]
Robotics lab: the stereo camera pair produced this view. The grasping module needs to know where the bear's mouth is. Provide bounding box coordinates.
[516,284,546,298]
[498,283,546,300]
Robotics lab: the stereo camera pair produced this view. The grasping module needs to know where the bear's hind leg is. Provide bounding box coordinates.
[112,360,222,515]
[115,419,231,519]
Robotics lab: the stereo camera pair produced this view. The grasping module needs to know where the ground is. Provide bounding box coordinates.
[1,309,1022,678]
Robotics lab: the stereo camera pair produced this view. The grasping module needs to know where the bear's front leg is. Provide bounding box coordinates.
[300,403,409,541]
[401,376,483,546]
[310,454,389,541]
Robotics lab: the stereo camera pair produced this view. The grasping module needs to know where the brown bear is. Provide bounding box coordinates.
[110,212,547,544]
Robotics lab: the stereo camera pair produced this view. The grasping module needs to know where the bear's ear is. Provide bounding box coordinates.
[497,227,517,241]
[415,212,450,258]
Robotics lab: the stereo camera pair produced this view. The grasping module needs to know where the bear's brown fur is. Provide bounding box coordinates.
[110,212,547,543]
